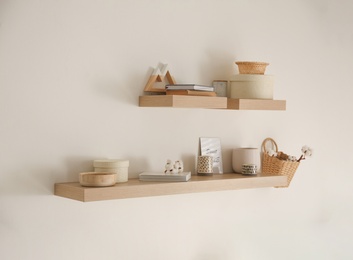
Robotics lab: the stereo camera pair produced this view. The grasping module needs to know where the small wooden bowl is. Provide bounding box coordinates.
[79,172,117,187]
[235,61,269,75]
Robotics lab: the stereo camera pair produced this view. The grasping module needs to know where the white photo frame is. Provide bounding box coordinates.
[199,137,223,174]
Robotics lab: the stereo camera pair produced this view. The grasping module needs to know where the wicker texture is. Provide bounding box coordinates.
[261,138,299,188]
[235,61,269,75]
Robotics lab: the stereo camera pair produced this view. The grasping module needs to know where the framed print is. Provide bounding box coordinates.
[199,137,223,174]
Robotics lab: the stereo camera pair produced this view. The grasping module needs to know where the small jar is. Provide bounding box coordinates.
[197,156,213,176]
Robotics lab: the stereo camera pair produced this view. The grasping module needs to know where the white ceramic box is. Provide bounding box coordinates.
[229,74,274,99]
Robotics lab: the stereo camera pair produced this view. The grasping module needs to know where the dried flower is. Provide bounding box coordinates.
[174,160,184,173]
[164,159,173,174]
[268,149,277,157]
[288,155,297,162]
[267,145,312,163]
[164,159,184,174]
[277,152,289,160]
[301,146,313,158]
[297,145,313,162]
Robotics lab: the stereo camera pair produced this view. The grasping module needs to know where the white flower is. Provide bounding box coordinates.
[174,160,184,173]
[301,145,313,158]
[164,159,173,174]
[288,155,297,162]
[268,149,277,157]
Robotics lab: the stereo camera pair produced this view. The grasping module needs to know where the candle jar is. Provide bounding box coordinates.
[197,155,213,176]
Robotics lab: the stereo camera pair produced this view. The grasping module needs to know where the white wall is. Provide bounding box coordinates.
[1,0,352,259]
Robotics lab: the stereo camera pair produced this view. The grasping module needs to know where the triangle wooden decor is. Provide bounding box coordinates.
[144,64,176,93]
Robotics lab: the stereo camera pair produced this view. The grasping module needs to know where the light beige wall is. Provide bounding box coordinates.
[1,1,352,259]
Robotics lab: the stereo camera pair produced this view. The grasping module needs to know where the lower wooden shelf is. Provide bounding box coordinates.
[54,173,287,202]
[139,95,286,110]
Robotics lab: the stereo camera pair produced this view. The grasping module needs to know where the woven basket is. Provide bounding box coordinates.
[235,61,269,75]
[261,138,300,188]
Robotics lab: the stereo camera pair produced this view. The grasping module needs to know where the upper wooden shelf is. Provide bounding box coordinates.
[54,173,287,202]
[139,95,286,110]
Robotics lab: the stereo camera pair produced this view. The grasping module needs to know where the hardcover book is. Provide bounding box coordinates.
[166,90,217,96]
[165,84,214,92]
[139,172,191,182]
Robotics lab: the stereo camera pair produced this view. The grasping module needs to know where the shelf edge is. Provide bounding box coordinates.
[54,174,287,202]
[139,96,286,110]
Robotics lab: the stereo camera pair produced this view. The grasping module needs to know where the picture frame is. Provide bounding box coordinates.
[199,137,223,173]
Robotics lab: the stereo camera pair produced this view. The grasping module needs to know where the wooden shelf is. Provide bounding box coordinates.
[227,98,286,110]
[54,173,287,202]
[139,95,227,109]
[139,95,286,110]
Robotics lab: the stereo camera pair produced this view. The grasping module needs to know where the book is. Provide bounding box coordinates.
[166,90,217,97]
[139,171,191,182]
[165,84,214,92]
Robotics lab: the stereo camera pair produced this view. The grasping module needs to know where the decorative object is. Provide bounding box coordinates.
[241,164,257,175]
[79,172,117,187]
[200,137,223,173]
[164,159,184,174]
[174,160,184,173]
[229,74,274,99]
[93,159,129,183]
[144,63,176,93]
[212,80,228,97]
[197,155,214,176]
[232,148,260,173]
[235,61,269,75]
[139,160,188,182]
[164,159,174,173]
[261,138,313,188]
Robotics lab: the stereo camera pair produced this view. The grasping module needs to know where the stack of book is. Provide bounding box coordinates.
[139,172,191,182]
[165,84,216,96]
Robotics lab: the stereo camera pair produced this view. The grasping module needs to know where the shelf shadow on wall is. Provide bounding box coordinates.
[181,153,197,175]
[198,49,237,84]
[91,68,150,107]
[0,158,91,198]
[0,167,59,197]
[2,154,198,198]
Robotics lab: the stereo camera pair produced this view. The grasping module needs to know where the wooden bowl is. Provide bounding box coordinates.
[79,172,117,187]
[235,61,269,75]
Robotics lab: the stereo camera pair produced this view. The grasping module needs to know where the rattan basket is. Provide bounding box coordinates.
[261,138,300,188]
[235,61,269,74]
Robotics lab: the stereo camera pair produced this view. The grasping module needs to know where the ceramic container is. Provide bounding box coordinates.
[93,159,129,183]
[232,148,260,173]
[241,164,257,175]
[229,74,274,99]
